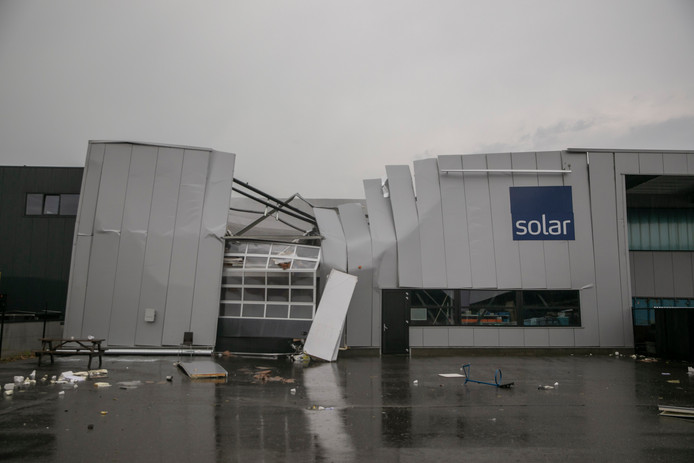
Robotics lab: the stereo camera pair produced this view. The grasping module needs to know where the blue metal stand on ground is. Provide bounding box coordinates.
[462,363,514,388]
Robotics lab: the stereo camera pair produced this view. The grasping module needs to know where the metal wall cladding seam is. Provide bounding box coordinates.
[62,236,92,337]
[631,251,655,297]
[314,207,348,273]
[190,151,235,347]
[363,179,398,288]
[511,152,546,289]
[614,153,637,338]
[538,151,572,289]
[413,159,447,288]
[672,252,694,297]
[437,155,472,288]
[76,143,105,236]
[338,202,373,347]
[108,145,158,346]
[499,328,524,347]
[487,153,521,289]
[82,143,132,341]
[638,152,664,174]
[135,147,184,346]
[689,153,694,174]
[461,156,496,288]
[663,152,689,174]
[64,143,104,336]
[652,252,676,296]
[549,328,576,347]
[524,328,550,347]
[385,165,422,287]
[588,153,625,347]
[563,152,599,346]
[162,149,209,346]
[363,178,396,347]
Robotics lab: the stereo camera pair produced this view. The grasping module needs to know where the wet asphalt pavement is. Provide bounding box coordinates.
[1,352,693,462]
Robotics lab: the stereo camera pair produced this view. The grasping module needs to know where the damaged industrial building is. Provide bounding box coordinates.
[2,141,694,359]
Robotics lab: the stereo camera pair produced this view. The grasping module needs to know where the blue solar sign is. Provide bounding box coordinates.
[510,186,575,241]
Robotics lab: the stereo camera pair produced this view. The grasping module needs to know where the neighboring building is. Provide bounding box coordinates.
[0,166,82,315]
[4,145,694,355]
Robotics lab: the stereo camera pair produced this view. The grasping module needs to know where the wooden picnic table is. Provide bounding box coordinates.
[34,338,105,370]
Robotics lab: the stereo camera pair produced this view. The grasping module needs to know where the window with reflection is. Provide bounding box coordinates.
[408,289,580,327]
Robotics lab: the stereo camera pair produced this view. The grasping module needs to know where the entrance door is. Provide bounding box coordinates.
[382,289,409,355]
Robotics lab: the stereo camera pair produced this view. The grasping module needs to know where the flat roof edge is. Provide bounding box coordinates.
[566,148,694,154]
[89,140,217,152]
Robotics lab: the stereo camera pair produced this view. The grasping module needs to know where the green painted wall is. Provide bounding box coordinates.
[0,166,83,314]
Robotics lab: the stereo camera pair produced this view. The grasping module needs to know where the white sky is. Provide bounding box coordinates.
[1,0,693,198]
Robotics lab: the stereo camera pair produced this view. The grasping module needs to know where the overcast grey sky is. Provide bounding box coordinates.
[1,1,693,198]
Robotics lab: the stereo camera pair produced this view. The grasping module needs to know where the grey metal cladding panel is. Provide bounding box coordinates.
[672,252,694,297]
[588,154,625,346]
[652,252,675,296]
[537,152,571,288]
[363,179,397,289]
[339,202,373,346]
[82,144,132,341]
[413,159,447,287]
[663,153,688,174]
[524,328,549,347]
[499,328,524,347]
[575,287,599,346]
[487,153,521,289]
[314,208,348,272]
[438,155,472,288]
[108,145,158,346]
[63,235,92,338]
[135,147,184,346]
[688,153,694,174]
[461,156,496,288]
[386,165,422,287]
[638,152,664,174]
[191,151,236,346]
[162,149,209,346]
[511,152,546,289]
[422,327,447,346]
[473,328,499,347]
[614,152,640,175]
[564,153,595,288]
[611,161,633,344]
[549,328,575,347]
[631,252,655,297]
[76,143,105,236]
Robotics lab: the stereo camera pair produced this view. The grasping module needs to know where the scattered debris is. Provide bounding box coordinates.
[117,381,142,390]
[667,380,681,384]
[412,380,418,386]
[100,411,108,415]
[438,373,465,378]
[177,360,228,380]
[252,369,295,384]
[662,372,671,376]
[462,364,514,388]
[307,405,334,411]
[659,405,694,419]
[88,369,108,379]
[94,382,111,388]
[538,385,555,390]
[166,376,173,382]
[290,388,297,395]
[688,367,694,375]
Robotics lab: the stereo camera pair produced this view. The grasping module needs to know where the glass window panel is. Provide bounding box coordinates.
[521,290,580,326]
[290,305,313,319]
[225,242,247,253]
[220,304,241,317]
[268,288,289,302]
[291,289,313,302]
[461,290,516,326]
[221,288,241,301]
[267,274,289,286]
[43,195,60,215]
[410,308,428,321]
[247,243,272,254]
[271,244,296,256]
[244,274,265,285]
[222,275,243,285]
[59,194,79,215]
[266,304,289,318]
[244,288,265,301]
[291,274,313,286]
[245,256,268,268]
[242,304,265,318]
[292,259,316,269]
[296,246,320,259]
[270,257,292,270]
[26,194,43,215]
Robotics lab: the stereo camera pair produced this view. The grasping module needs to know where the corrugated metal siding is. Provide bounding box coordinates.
[0,166,82,313]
